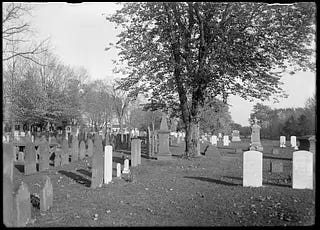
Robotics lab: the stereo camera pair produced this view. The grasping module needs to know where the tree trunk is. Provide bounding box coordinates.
[185,119,201,157]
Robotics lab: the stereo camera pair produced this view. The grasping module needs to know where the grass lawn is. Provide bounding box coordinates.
[12,139,315,226]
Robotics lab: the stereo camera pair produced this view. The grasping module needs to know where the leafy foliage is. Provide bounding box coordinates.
[107,2,315,156]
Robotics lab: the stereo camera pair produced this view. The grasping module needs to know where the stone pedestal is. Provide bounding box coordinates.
[157,115,171,160]
[250,119,263,151]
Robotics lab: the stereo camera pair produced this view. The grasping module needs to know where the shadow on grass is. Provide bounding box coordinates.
[76,169,92,178]
[263,182,291,188]
[14,164,24,173]
[263,155,291,161]
[113,156,124,164]
[184,176,240,186]
[224,176,291,188]
[58,170,91,187]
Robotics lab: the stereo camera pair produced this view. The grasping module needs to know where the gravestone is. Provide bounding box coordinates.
[270,161,283,173]
[223,135,230,146]
[39,139,50,171]
[91,135,104,189]
[14,182,31,227]
[235,148,242,154]
[280,136,286,148]
[24,141,37,175]
[116,163,121,178]
[210,135,217,146]
[292,150,313,189]
[61,139,69,165]
[71,136,79,162]
[243,150,263,187]
[40,176,53,211]
[131,139,139,167]
[290,136,297,148]
[272,148,280,155]
[231,130,241,142]
[250,118,263,151]
[218,133,222,139]
[104,145,113,184]
[157,115,171,160]
[3,175,14,226]
[54,149,62,167]
[3,143,14,182]
[87,138,93,157]
[79,141,86,160]
[122,159,130,174]
[137,139,141,165]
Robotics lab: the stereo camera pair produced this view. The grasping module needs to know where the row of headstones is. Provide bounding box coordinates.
[243,150,313,189]
[88,135,142,188]
[3,176,53,227]
[3,136,142,226]
[3,143,53,227]
[280,136,298,149]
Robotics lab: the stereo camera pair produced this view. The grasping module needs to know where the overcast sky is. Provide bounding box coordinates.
[27,2,316,126]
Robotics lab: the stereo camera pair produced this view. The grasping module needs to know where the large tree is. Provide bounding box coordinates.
[107,2,315,157]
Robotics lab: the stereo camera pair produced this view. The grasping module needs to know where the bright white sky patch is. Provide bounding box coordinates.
[26,2,316,127]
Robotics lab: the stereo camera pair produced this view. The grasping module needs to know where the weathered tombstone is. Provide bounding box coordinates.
[292,150,313,189]
[39,139,50,171]
[231,130,241,142]
[131,139,139,167]
[71,135,79,162]
[24,141,37,175]
[157,115,171,160]
[272,148,280,155]
[280,136,286,148]
[40,176,53,211]
[91,135,104,189]
[61,139,69,165]
[104,145,113,184]
[210,135,217,146]
[87,138,93,157]
[3,175,14,226]
[3,143,14,182]
[235,148,242,154]
[79,140,86,160]
[54,149,62,167]
[243,151,263,187]
[223,135,230,146]
[14,182,31,227]
[270,161,283,173]
[290,136,297,148]
[122,159,130,174]
[250,118,263,151]
[116,163,121,178]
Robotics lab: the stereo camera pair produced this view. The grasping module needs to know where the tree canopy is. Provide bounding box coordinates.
[107,2,315,156]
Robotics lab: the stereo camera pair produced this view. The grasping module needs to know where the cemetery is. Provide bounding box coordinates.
[2,2,315,227]
[3,115,316,226]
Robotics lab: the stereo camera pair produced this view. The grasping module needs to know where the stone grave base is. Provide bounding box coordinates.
[156,153,172,160]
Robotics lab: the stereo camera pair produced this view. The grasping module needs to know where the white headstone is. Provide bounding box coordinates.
[292,151,313,189]
[20,132,25,137]
[31,135,34,143]
[104,145,113,184]
[122,159,130,174]
[211,135,217,146]
[116,163,121,178]
[218,133,222,138]
[223,135,230,146]
[280,136,286,147]
[243,151,263,187]
[290,136,297,148]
